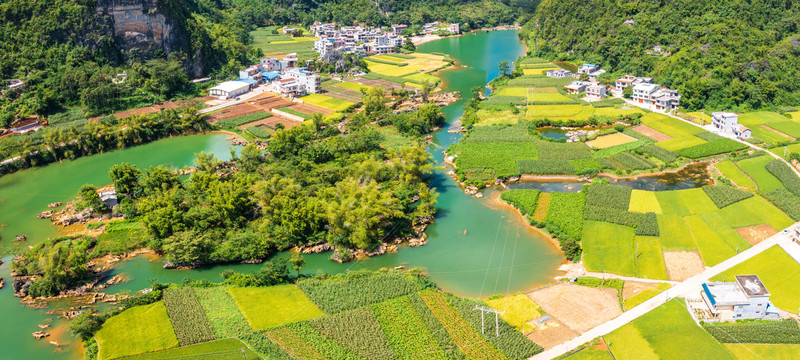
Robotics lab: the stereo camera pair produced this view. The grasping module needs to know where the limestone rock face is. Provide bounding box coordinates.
[94,0,202,75]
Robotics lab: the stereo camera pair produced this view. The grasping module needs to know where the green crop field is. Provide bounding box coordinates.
[738,112,796,144]
[474,109,522,125]
[629,190,662,214]
[654,188,716,216]
[634,236,669,280]
[724,344,800,359]
[713,245,800,314]
[716,195,793,229]
[450,141,539,177]
[656,135,706,151]
[736,156,784,192]
[523,67,558,75]
[623,283,671,309]
[593,107,643,117]
[124,338,261,360]
[300,94,354,112]
[332,81,372,92]
[250,26,318,59]
[195,287,253,338]
[607,299,734,359]
[526,104,595,121]
[656,214,695,251]
[641,113,701,138]
[715,160,757,189]
[229,285,324,330]
[769,143,800,158]
[582,221,636,276]
[765,121,800,138]
[95,302,179,360]
[685,215,737,265]
[403,72,439,85]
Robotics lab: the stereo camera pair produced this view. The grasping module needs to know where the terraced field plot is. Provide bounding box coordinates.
[124,339,260,360]
[250,26,318,58]
[582,221,637,276]
[364,52,449,85]
[299,94,354,112]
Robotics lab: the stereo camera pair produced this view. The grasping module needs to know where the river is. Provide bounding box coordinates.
[0,30,564,359]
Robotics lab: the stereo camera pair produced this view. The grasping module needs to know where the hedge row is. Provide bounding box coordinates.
[702,185,754,208]
[703,319,800,344]
[583,206,659,236]
[765,159,800,196]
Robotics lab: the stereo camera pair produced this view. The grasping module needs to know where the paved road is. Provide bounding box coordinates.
[531,222,800,360]
[623,98,800,178]
[581,272,679,285]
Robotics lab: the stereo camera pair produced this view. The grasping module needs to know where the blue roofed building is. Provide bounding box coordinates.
[700,275,780,321]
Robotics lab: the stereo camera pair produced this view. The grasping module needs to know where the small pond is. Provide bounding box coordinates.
[538,127,569,140]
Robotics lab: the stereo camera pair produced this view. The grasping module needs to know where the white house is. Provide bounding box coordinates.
[564,81,590,94]
[546,69,572,78]
[701,275,779,321]
[615,75,653,90]
[577,63,601,75]
[586,83,607,99]
[448,23,460,34]
[209,81,251,99]
[631,83,660,104]
[283,68,321,94]
[712,112,751,139]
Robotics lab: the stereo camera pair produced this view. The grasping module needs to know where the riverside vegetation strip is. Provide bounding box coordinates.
[87,269,540,360]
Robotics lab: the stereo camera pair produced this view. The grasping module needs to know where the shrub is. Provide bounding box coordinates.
[162,288,216,345]
[517,159,576,175]
[500,189,541,216]
[764,188,800,220]
[766,159,800,196]
[677,139,748,158]
[635,212,660,236]
[702,185,754,208]
[703,319,800,344]
[585,184,631,210]
[297,270,426,313]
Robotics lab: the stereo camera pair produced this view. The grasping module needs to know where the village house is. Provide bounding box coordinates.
[283,68,321,94]
[577,63,600,75]
[282,26,298,34]
[712,112,751,139]
[585,83,607,99]
[564,81,590,94]
[652,88,681,112]
[701,275,779,321]
[614,75,653,90]
[274,78,305,98]
[631,83,660,105]
[546,69,572,78]
[448,23,460,34]
[313,22,402,56]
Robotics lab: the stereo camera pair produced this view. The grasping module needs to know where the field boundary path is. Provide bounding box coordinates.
[530,222,800,360]
[580,272,679,285]
[621,98,800,179]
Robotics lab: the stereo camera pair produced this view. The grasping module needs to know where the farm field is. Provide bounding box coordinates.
[364,52,449,86]
[229,285,324,330]
[523,67,559,75]
[724,344,800,359]
[526,104,594,121]
[527,282,622,333]
[124,339,260,360]
[581,221,636,276]
[586,133,638,149]
[95,302,180,360]
[640,113,710,151]
[769,143,800,158]
[606,299,734,359]
[299,94,353,112]
[250,26,318,59]
[712,245,800,314]
[714,160,757,189]
[738,111,797,143]
[486,293,543,332]
[622,282,671,309]
[736,156,784,192]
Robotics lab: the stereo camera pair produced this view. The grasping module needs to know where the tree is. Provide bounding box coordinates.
[238,144,262,172]
[163,230,211,265]
[290,253,305,277]
[141,165,180,194]
[402,37,416,51]
[109,163,141,195]
[194,151,219,173]
[363,87,387,117]
[498,60,510,76]
[69,312,102,341]
[623,86,633,99]
[421,81,433,103]
[76,184,106,212]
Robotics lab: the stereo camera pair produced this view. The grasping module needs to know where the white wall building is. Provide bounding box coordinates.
[586,83,607,99]
[712,112,751,139]
[283,68,321,94]
[209,81,251,99]
[701,275,779,321]
[546,69,572,78]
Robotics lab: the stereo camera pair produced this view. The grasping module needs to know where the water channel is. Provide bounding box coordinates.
[0,30,566,358]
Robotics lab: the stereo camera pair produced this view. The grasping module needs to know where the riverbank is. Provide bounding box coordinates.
[410,25,523,45]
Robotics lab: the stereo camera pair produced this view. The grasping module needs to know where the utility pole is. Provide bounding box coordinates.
[473,305,505,337]
[635,242,639,277]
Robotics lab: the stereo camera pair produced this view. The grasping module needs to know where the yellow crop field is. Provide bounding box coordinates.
[586,133,638,149]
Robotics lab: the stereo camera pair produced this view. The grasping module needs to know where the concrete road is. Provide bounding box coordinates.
[531,222,800,360]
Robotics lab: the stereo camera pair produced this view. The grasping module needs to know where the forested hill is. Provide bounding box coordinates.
[527,0,800,111]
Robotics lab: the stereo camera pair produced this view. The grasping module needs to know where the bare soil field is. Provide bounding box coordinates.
[633,124,672,141]
[526,282,622,333]
[621,281,660,301]
[249,93,294,110]
[736,224,778,245]
[206,103,261,123]
[288,103,333,115]
[663,251,705,281]
[95,99,202,121]
[526,317,579,350]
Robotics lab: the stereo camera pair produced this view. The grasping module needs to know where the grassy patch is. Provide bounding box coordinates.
[582,221,636,276]
[229,285,324,330]
[712,245,800,314]
[250,26,317,58]
[124,338,260,360]
[95,302,179,360]
[717,195,793,229]
[656,135,706,151]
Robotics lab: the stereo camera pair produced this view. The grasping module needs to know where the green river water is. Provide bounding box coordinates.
[0,30,564,359]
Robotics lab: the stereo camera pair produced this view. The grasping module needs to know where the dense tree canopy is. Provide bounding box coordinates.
[526,0,800,111]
